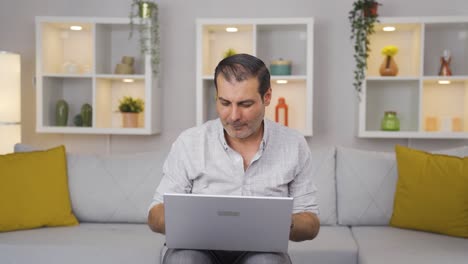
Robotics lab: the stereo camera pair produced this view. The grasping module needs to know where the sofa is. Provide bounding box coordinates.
[0,144,467,264]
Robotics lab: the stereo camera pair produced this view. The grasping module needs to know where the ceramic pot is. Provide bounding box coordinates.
[138,1,155,18]
[379,56,398,76]
[270,59,291,75]
[364,2,379,17]
[122,112,139,128]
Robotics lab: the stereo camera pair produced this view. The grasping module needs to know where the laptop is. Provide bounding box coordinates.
[163,193,293,253]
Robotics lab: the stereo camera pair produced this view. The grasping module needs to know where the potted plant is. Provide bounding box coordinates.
[129,0,160,76]
[349,0,381,96]
[118,96,145,128]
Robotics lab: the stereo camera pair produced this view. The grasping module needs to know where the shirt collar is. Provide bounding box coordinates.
[217,118,268,152]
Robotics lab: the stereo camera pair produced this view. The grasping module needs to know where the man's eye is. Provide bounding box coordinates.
[240,102,253,107]
[220,101,230,106]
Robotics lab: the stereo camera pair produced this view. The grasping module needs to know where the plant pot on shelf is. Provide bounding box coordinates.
[122,112,139,128]
[138,1,155,18]
[379,56,398,76]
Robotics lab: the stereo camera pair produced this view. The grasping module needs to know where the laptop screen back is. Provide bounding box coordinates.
[164,193,293,252]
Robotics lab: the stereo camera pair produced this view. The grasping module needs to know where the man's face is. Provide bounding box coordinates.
[216,75,271,140]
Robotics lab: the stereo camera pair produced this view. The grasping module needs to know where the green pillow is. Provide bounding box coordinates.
[0,146,78,232]
[390,145,468,238]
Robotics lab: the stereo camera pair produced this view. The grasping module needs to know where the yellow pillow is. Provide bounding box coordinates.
[390,145,468,238]
[0,146,78,232]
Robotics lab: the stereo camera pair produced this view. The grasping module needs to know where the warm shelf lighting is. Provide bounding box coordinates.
[276,80,288,84]
[122,79,134,83]
[0,51,21,154]
[70,25,83,31]
[438,80,451,85]
[383,26,396,32]
[225,27,238,33]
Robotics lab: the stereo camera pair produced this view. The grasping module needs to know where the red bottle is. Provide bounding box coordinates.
[275,97,288,127]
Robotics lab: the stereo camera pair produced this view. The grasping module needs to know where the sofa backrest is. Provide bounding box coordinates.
[336,145,468,226]
[14,143,339,225]
[66,151,167,223]
[309,147,337,226]
[67,147,339,225]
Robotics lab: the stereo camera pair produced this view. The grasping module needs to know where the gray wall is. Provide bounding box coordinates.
[1,0,468,156]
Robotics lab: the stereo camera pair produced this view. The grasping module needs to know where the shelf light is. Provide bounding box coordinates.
[122,78,134,83]
[383,26,396,32]
[225,27,238,33]
[70,25,83,31]
[438,80,451,85]
[276,80,288,84]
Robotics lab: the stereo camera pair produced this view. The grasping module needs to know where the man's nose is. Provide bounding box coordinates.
[230,105,241,121]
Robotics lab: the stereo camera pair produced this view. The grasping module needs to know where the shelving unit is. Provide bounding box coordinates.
[359,17,468,138]
[35,17,161,135]
[196,18,314,136]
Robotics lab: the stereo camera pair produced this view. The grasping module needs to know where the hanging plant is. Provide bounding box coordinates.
[129,0,160,76]
[349,0,381,97]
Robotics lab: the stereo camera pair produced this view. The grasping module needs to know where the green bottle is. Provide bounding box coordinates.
[55,99,69,126]
[81,103,92,127]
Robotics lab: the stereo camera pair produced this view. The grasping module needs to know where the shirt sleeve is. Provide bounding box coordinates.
[148,135,194,212]
[289,139,319,215]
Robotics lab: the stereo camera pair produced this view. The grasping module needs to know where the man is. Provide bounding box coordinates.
[148,54,320,264]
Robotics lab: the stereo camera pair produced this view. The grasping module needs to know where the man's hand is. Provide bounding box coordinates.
[289,211,320,242]
[148,203,166,234]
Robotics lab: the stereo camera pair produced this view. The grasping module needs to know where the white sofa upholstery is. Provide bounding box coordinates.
[0,224,165,264]
[1,144,467,264]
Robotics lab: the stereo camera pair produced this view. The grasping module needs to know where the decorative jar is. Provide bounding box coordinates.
[270,59,291,75]
[381,111,400,131]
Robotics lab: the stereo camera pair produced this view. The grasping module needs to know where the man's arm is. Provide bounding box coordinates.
[289,211,320,242]
[148,203,165,234]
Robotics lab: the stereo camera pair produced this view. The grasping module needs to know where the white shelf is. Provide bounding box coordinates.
[360,131,468,139]
[196,18,314,136]
[36,16,161,135]
[359,16,468,138]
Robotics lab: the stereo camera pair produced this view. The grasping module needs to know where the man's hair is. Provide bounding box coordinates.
[214,53,271,99]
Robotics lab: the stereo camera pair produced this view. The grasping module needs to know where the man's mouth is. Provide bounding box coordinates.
[230,122,244,130]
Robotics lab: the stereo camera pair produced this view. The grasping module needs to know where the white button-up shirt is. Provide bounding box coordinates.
[150,118,318,214]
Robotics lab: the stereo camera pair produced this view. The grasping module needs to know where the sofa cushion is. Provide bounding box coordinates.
[336,146,468,226]
[0,146,78,232]
[336,147,397,226]
[391,145,468,238]
[0,223,165,264]
[67,150,167,223]
[310,147,336,225]
[351,226,468,264]
[289,226,357,264]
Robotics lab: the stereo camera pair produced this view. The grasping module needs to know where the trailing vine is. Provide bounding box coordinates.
[129,0,160,76]
[349,0,380,97]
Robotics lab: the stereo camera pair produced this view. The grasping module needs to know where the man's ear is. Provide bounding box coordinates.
[263,88,272,106]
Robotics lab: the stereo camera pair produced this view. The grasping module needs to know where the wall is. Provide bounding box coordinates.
[1,0,467,156]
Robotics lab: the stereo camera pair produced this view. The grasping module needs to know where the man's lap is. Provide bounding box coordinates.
[163,248,291,264]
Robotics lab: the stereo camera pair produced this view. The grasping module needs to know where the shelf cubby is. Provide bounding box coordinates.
[36,16,160,135]
[196,18,314,136]
[359,17,468,138]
